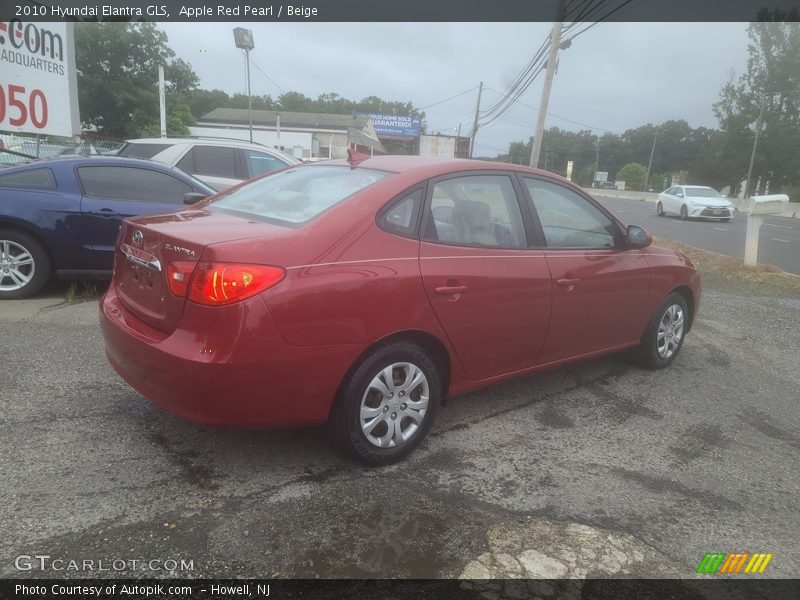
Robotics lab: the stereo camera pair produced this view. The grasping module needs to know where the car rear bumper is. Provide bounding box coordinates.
[99,285,361,427]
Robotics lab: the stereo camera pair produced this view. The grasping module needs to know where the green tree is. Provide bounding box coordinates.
[616,163,648,191]
[713,17,800,193]
[76,22,199,137]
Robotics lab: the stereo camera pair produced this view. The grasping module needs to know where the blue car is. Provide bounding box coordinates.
[0,155,214,299]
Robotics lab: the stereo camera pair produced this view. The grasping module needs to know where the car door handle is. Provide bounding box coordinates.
[97,208,120,218]
[435,285,468,296]
[556,278,580,287]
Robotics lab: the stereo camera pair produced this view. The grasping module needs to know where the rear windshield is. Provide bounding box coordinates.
[686,187,721,198]
[208,165,388,225]
[118,143,172,159]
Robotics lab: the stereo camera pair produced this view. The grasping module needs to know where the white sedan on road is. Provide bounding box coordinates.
[657,185,735,221]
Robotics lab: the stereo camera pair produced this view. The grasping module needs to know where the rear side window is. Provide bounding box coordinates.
[78,166,192,203]
[379,189,423,237]
[193,146,237,178]
[0,168,56,189]
[210,165,388,225]
[118,143,171,159]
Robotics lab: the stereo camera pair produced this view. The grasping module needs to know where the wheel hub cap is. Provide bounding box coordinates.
[360,362,430,449]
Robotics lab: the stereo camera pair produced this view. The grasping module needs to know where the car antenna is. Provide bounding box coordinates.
[346,148,370,169]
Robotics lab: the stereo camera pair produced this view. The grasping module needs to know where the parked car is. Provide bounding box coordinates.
[118,137,301,191]
[0,156,214,299]
[657,185,734,221]
[100,155,701,465]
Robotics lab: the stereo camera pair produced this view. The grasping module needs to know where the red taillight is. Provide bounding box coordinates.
[167,261,196,298]
[186,262,286,306]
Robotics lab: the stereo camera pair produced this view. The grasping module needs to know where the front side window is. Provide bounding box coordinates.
[524,178,619,249]
[118,143,171,159]
[78,166,192,203]
[424,175,526,248]
[209,165,388,225]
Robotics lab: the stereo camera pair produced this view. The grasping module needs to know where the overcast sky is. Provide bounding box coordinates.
[159,22,750,156]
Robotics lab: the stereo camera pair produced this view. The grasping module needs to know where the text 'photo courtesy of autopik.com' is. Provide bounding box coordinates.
[1,0,800,599]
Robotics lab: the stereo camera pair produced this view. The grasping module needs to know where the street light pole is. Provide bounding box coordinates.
[245,48,253,143]
[233,27,255,143]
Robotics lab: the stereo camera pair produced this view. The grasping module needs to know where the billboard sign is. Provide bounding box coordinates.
[0,20,80,137]
[594,171,608,182]
[365,114,420,137]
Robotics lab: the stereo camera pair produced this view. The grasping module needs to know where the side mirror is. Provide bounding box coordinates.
[676,192,684,198]
[626,225,652,248]
[183,192,208,205]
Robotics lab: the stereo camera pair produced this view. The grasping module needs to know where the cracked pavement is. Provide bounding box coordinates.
[1,279,799,584]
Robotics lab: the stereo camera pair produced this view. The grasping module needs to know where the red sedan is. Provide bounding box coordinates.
[100,155,701,464]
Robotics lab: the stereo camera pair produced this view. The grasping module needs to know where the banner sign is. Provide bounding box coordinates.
[365,114,420,137]
[0,20,80,137]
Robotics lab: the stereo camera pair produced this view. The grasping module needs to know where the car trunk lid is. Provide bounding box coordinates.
[114,209,286,332]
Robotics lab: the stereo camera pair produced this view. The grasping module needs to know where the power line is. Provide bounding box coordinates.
[249,59,285,94]
[419,86,479,110]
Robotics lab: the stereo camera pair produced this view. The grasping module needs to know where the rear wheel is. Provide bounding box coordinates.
[722,217,731,223]
[637,292,689,369]
[680,205,688,220]
[656,201,664,216]
[331,341,441,465]
[0,230,50,299]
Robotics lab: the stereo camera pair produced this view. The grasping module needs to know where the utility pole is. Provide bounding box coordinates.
[469,81,483,158]
[644,128,658,192]
[744,94,768,198]
[530,0,567,168]
[594,136,600,186]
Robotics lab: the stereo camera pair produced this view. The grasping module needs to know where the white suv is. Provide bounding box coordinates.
[118,137,300,191]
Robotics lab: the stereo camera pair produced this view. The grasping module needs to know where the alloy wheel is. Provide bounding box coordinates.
[0,240,35,292]
[656,304,684,360]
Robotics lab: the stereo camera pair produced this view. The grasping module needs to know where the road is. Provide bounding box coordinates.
[2,277,799,587]
[593,196,800,276]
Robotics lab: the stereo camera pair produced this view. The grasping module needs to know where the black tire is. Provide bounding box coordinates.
[330,341,442,465]
[722,218,731,223]
[0,229,50,300]
[680,205,688,220]
[637,292,689,370]
[656,201,664,216]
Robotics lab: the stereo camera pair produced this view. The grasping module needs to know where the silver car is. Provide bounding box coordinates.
[656,185,735,222]
[118,137,300,191]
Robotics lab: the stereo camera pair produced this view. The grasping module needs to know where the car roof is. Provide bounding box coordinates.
[682,185,715,190]
[317,155,559,179]
[0,154,190,172]
[128,137,276,150]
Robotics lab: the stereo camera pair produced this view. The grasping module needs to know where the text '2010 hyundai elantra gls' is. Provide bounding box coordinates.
[100,153,701,464]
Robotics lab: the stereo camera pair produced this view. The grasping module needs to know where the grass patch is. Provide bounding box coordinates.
[64,280,99,303]
[653,237,800,298]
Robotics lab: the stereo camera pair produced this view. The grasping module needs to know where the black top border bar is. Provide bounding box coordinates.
[2,0,800,23]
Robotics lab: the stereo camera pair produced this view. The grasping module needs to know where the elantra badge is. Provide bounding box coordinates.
[132,230,143,245]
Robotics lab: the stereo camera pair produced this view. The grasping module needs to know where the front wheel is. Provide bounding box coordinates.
[656,201,664,216]
[0,230,50,299]
[680,205,688,220]
[637,293,689,369]
[330,341,441,465]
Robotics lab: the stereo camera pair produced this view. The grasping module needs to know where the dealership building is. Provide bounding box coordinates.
[189,108,387,159]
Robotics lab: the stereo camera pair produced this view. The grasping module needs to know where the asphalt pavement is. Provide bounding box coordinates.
[1,275,799,587]
[592,196,800,276]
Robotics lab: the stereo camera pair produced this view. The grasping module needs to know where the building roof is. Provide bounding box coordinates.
[200,108,371,130]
